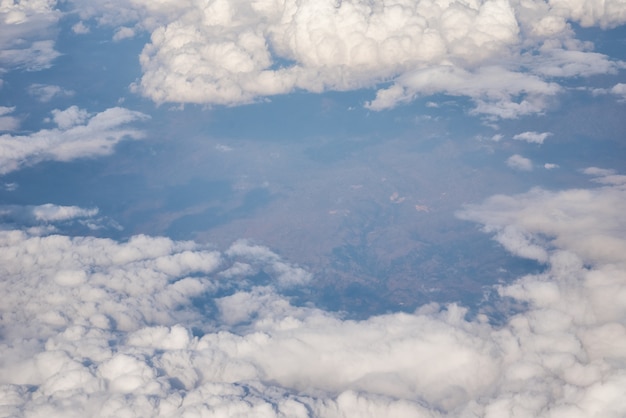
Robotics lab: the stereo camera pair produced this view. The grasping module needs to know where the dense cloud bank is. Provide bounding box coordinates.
[1,171,625,417]
[118,0,625,117]
[4,0,624,117]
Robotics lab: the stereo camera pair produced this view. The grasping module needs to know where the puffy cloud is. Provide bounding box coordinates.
[71,21,90,34]
[506,154,533,171]
[611,83,626,100]
[2,172,626,416]
[225,239,312,288]
[65,0,625,118]
[513,131,552,144]
[0,0,61,72]
[459,175,626,265]
[0,106,149,175]
[549,0,626,28]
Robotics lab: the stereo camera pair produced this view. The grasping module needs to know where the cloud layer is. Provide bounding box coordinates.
[1,170,626,416]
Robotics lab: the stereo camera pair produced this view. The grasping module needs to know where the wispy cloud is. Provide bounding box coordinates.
[0,106,149,175]
[513,131,552,144]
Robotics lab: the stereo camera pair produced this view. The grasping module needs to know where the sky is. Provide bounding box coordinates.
[1,0,626,416]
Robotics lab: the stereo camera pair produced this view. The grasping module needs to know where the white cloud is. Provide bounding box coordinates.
[71,21,90,34]
[0,106,149,175]
[582,166,616,176]
[113,26,135,41]
[513,131,552,144]
[226,239,312,288]
[1,173,626,416]
[0,106,19,131]
[0,204,98,228]
[0,1,61,71]
[28,84,75,102]
[506,154,533,171]
[366,65,562,118]
[528,45,624,78]
[611,83,626,100]
[50,105,90,129]
[544,163,559,169]
[549,0,626,28]
[66,0,625,118]
[32,203,98,222]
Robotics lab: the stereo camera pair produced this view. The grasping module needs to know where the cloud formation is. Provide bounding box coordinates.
[0,0,61,72]
[1,170,626,416]
[506,154,533,171]
[0,106,149,175]
[513,131,552,144]
[65,0,626,118]
[27,84,75,102]
[0,106,19,132]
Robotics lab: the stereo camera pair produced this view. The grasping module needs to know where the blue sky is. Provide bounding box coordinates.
[1,0,626,416]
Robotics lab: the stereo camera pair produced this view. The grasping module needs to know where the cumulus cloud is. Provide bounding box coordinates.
[0,0,61,72]
[0,106,149,175]
[113,26,135,41]
[611,83,626,100]
[513,131,552,144]
[71,21,90,34]
[1,171,626,416]
[65,0,626,118]
[506,154,533,171]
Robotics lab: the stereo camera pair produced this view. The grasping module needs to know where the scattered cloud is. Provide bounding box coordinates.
[113,26,135,41]
[544,163,560,169]
[0,204,124,235]
[28,84,75,102]
[71,21,90,34]
[0,106,149,175]
[0,1,61,71]
[506,154,533,171]
[0,106,19,131]
[582,166,616,176]
[611,83,626,100]
[32,203,98,222]
[513,131,552,144]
